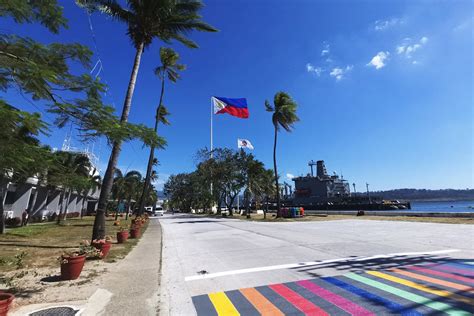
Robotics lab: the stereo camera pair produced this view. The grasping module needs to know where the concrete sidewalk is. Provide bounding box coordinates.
[99,218,162,315]
[12,218,163,316]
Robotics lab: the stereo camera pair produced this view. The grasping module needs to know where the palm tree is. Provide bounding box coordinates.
[124,171,143,219]
[51,151,92,224]
[111,169,142,220]
[137,47,184,215]
[80,170,101,218]
[137,50,185,215]
[78,0,218,240]
[259,169,275,219]
[265,92,299,217]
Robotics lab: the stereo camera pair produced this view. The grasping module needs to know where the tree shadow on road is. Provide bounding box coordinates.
[290,254,471,278]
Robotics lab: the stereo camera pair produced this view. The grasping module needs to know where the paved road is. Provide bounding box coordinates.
[159,214,474,315]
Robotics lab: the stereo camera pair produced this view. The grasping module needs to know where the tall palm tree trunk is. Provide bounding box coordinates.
[0,184,6,234]
[273,126,281,218]
[81,193,86,219]
[58,189,70,224]
[92,42,145,240]
[114,195,122,221]
[138,79,165,215]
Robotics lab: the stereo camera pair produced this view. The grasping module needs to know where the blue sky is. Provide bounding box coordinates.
[6,0,473,190]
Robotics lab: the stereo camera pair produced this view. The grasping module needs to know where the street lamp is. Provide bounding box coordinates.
[366,183,371,204]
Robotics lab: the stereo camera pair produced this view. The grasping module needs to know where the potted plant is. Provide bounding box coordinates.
[117,226,129,244]
[60,251,86,280]
[0,292,14,316]
[129,224,141,238]
[92,236,113,258]
[59,241,102,280]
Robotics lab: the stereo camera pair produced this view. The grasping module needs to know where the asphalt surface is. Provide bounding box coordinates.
[158,214,473,315]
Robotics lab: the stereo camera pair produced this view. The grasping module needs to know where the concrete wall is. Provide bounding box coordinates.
[46,191,61,215]
[66,194,77,214]
[31,187,49,217]
[3,182,101,219]
[4,184,33,218]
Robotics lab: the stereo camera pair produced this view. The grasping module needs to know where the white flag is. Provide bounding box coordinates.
[238,139,254,150]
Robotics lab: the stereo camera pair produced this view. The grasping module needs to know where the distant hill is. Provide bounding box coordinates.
[370,189,474,201]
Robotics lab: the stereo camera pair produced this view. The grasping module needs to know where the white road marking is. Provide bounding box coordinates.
[184,249,460,281]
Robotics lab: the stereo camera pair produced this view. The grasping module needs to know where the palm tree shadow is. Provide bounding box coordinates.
[291,254,469,278]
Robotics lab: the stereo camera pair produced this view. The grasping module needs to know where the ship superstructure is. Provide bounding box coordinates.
[293,160,350,205]
[286,160,411,210]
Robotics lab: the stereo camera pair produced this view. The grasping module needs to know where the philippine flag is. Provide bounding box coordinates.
[212,96,249,119]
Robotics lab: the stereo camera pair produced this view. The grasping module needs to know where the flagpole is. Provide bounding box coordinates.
[210,97,213,159]
[210,97,214,212]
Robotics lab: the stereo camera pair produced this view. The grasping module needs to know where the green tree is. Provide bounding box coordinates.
[77,0,217,240]
[49,151,92,224]
[265,92,299,217]
[112,169,142,220]
[0,102,52,233]
[0,0,164,231]
[138,47,185,214]
[80,170,101,218]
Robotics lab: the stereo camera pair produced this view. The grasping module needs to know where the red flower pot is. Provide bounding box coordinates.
[117,231,129,243]
[130,227,141,238]
[60,254,86,280]
[92,242,112,258]
[0,292,14,316]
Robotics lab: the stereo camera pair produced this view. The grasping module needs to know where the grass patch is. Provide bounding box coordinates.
[0,216,148,273]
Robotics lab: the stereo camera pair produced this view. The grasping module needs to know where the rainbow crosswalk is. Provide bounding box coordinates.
[192,261,474,315]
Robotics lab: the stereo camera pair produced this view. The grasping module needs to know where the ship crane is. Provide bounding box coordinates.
[283,182,293,198]
[308,160,317,177]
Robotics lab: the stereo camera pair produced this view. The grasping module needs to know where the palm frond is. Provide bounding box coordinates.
[265,100,274,112]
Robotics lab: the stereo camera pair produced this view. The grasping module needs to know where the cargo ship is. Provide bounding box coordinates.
[282,160,411,210]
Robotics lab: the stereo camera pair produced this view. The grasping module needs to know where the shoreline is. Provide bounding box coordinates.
[304,210,474,218]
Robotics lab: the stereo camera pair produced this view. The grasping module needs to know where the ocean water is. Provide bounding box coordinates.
[408,200,474,213]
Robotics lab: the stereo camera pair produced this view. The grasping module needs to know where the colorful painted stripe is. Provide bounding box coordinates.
[367,270,473,305]
[296,280,374,316]
[239,287,284,316]
[346,272,471,315]
[256,285,304,315]
[463,262,474,266]
[429,263,474,277]
[322,276,423,316]
[408,265,474,284]
[208,292,239,316]
[391,268,474,293]
[225,290,260,316]
[192,294,218,316]
[268,283,328,315]
[447,262,474,274]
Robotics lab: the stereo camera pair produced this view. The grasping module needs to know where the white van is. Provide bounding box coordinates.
[155,207,164,216]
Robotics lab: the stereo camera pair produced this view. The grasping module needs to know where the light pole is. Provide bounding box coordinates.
[352,183,356,197]
[366,183,371,204]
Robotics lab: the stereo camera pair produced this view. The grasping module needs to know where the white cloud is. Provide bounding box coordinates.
[367,51,390,69]
[396,37,428,58]
[306,63,323,76]
[396,45,406,54]
[330,65,353,81]
[374,18,403,31]
[286,173,295,180]
[453,17,473,32]
[321,43,330,56]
